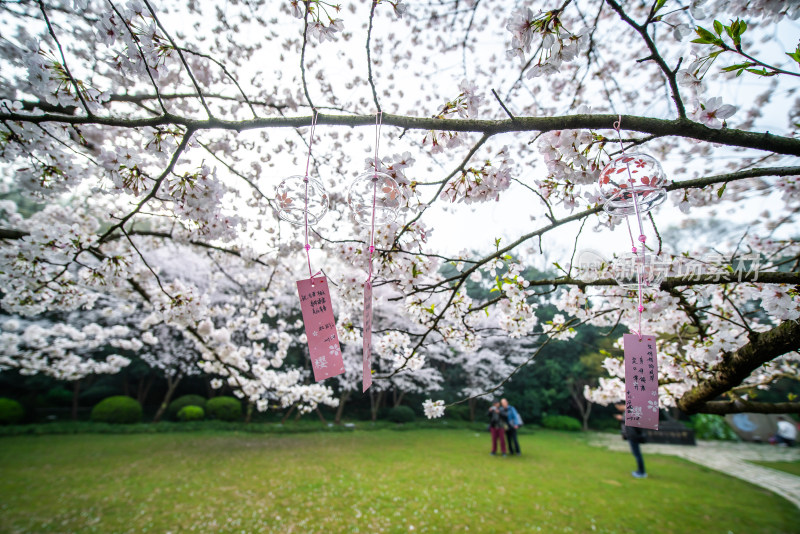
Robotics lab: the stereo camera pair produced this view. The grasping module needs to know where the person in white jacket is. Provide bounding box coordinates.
[774,416,797,447]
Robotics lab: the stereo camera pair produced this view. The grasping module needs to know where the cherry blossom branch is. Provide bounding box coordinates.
[392,132,490,246]
[366,0,381,112]
[36,0,92,116]
[97,129,193,244]
[141,0,213,118]
[300,5,314,108]
[2,112,798,155]
[175,46,259,119]
[107,0,167,115]
[605,0,686,118]
[446,333,556,407]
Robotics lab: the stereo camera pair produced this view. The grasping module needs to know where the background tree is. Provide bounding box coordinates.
[0,0,798,418]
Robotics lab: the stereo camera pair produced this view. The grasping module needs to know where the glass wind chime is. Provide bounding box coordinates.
[598,117,668,430]
[275,111,399,391]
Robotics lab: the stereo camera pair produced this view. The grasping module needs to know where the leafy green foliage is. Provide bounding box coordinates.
[387,405,416,423]
[692,18,791,78]
[205,396,242,422]
[688,414,739,441]
[541,415,582,431]
[167,394,207,421]
[0,398,25,425]
[177,405,205,422]
[90,396,142,424]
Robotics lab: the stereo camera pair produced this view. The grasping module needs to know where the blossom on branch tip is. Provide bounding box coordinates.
[422,399,445,419]
[691,97,737,129]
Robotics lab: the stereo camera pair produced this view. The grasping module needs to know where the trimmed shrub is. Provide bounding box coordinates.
[206,396,242,422]
[388,405,416,423]
[542,415,582,432]
[0,398,24,425]
[166,395,207,421]
[177,405,205,422]
[90,396,142,424]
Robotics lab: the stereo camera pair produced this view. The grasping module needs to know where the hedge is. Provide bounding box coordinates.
[206,396,242,421]
[542,415,582,432]
[0,398,24,425]
[177,405,205,422]
[388,405,416,423]
[166,395,207,421]
[90,396,142,424]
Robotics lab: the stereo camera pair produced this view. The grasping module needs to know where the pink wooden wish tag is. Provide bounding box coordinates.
[623,333,659,430]
[362,281,373,392]
[296,276,345,382]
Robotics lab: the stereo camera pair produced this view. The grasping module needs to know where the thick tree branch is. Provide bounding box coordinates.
[677,320,800,414]
[696,400,800,415]
[1,113,799,155]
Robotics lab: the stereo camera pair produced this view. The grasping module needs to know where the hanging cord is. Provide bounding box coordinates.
[304,109,318,279]
[614,116,647,339]
[367,111,383,284]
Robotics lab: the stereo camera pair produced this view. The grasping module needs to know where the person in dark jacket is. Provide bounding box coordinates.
[488,401,507,456]
[501,398,522,455]
[615,403,647,478]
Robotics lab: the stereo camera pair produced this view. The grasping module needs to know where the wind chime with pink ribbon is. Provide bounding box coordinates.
[346,112,401,391]
[275,112,400,391]
[597,116,668,430]
[275,110,345,382]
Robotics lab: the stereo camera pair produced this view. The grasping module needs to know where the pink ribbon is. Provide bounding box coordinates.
[366,111,383,284]
[614,116,647,340]
[303,109,318,279]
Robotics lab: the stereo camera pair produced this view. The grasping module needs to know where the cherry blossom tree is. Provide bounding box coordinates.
[0,0,799,419]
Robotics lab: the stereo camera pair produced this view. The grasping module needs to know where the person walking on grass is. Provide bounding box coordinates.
[501,398,522,455]
[488,400,507,456]
[615,403,647,478]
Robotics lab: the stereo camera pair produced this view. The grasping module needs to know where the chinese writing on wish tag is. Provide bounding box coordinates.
[296,276,345,381]
[623,333,659,430]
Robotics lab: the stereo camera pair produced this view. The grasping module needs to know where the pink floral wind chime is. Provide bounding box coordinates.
[275,110,345,381]
[346,112,401,391]
[598,116,668,430]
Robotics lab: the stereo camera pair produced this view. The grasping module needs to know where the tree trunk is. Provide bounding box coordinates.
[137,374,154,406]
[569,381,592,431]
[315,407,327,423]
[393,391,406,408]
[245,402,254,424]
[581,401,592,431]
[281,405,296,423]
[152,373,183,423]
[370,391,384,422]
[71,380,81,421]
[334,391,351,424]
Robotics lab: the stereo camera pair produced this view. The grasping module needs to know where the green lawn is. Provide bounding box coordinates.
[0,429,797,533]
[752,460,800,477]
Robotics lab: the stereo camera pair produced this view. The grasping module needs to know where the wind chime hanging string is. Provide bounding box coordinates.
[613,116,647,340]
[367,111,383,285]
[303,109,319,279]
